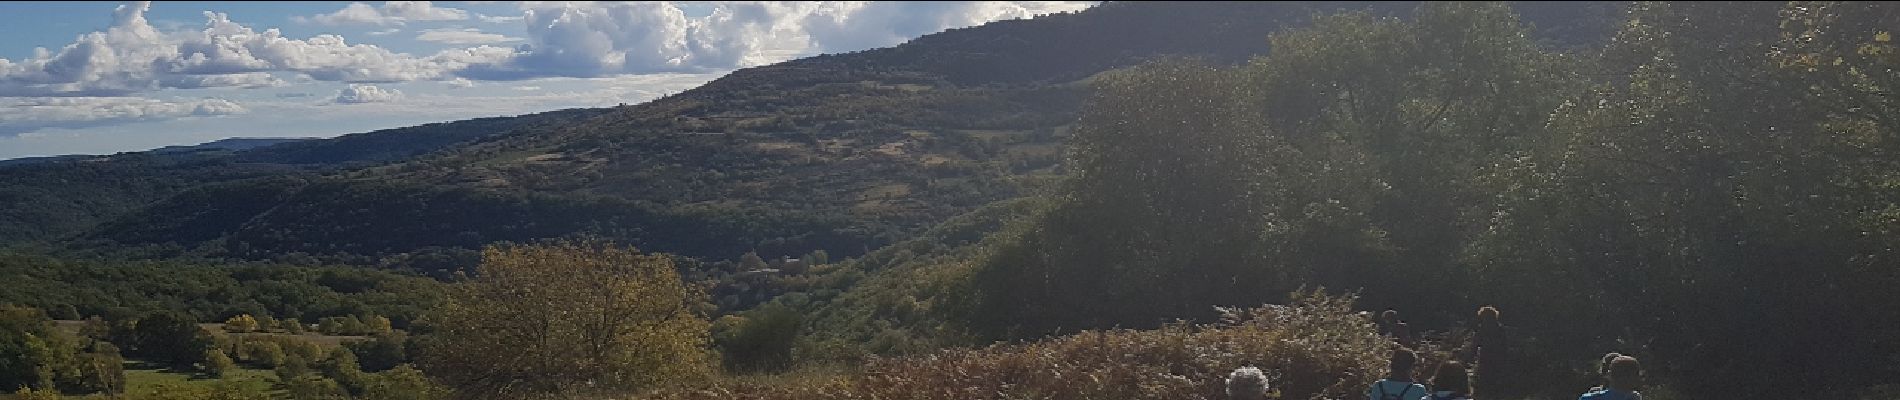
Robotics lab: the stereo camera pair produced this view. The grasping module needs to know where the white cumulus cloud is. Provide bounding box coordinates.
[0,96,246,135]
[801,1,1096,53]
[416,28,524,45]
[0,2,506,96]
[332,84,403,104]
[296,1,470,26]
[476,13,524,24]
[456,1,1096,80]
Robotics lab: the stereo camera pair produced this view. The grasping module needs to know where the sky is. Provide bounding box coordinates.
[0,1,1097,160]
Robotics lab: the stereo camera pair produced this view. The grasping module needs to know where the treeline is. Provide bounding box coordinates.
[3,305,442,399]
[937,2,1900,398]
[0,252,443,327]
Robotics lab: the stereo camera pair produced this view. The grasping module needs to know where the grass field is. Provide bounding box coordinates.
[10,321,362,399]
[123,363,279,395]
[0,363,280,399]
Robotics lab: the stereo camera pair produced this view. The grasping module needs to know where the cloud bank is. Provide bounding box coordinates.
[296,1,470,26]
[332,84,403,104]
[1,97,246,135]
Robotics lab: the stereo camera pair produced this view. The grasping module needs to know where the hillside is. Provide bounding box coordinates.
[52,1,1626,268]
[0,107,608,247]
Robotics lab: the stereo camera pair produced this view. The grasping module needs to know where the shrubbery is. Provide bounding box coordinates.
[654,290,1386,400]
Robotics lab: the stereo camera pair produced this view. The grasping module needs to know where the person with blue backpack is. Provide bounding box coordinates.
[1368,347,1430,400]
[1578,355,1644,400]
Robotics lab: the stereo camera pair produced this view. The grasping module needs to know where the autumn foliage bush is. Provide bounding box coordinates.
[650,289,1385,400]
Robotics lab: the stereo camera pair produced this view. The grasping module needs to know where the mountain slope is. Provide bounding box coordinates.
[61,1,1627,266]
[0,108,608,246]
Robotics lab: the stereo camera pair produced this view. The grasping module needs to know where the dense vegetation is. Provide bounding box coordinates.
[0,153,305,245]
[0,252,443,327]
[779,2,1900,399]
[10,1,1900,399]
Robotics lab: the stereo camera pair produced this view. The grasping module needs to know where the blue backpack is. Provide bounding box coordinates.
[1580,388,1640,400]
[1374,381,1420,400]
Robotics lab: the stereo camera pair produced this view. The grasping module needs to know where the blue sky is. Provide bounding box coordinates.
[0,1,1096,160]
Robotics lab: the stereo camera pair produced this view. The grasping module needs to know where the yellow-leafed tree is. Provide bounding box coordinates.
[222,314,259,333]
[366,316,393,335]
[418,240,713,399]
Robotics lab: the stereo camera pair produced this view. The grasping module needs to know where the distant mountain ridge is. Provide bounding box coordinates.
[152,137,322,154]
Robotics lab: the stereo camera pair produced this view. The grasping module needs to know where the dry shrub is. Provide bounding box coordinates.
[649,289,1385,400]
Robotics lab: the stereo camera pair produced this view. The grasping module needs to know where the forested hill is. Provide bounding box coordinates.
[25,1,1624,268]
[0,107,607,247]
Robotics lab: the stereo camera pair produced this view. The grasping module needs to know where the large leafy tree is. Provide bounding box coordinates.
[1466,1,1900,396]
[418,240,713,399]
[969,1,1577,337]
[126,311,212,369]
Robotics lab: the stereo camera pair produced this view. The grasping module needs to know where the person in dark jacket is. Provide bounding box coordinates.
[1471,306,1509,397]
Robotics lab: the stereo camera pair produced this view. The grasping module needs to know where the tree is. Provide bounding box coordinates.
[129,311,212,369]
[316,318,343,336]
[739,251,769,271]
[280,318,306,335]
[340,316,368,336]
[345,332,408,373]
[252,314,278,333]
[712,303,803,373]
[47,306,77,321]
[317,347,366,396]
[222,315,259,333]
[75,317,108,343]
[0,305,118,395]
[1464,2,1900,397]
[68,342,123,395]
[202,348,234,378]
[805,249,830,266]
[239,340,286,368]
[360,364,448,400]
[0,305,61,391]
[282,374,347,400]
[418,240,713,399]
[365,316,393,335]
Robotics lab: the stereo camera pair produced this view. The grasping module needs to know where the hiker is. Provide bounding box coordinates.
[1578,355,1643,400]
[1471,306,1509,397]
[1392,320,1416,348]
[1380,309,1415,348]
[1368,347,1430,400]
[1428,361,1474,400]
[1227,366,1270,400]
[1587,352,1622,392]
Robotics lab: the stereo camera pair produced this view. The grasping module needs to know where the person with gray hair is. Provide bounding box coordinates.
[1227,365,1270,400]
